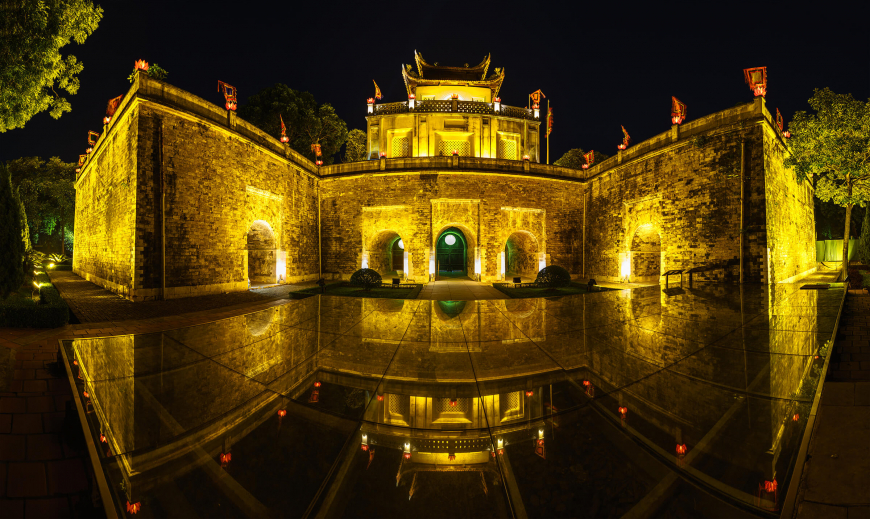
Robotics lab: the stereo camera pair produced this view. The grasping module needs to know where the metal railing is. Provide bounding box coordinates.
[319,155,585,181]
[372,100,536,121]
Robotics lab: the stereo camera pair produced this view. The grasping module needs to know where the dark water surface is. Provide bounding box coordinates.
[62,283,841,518]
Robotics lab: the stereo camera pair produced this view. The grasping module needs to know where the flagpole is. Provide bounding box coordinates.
[546,99,550,165]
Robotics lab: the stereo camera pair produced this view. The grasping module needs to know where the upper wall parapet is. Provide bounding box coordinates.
[583,97,781,181]
[319,156,585,182]
[75,72,318,185]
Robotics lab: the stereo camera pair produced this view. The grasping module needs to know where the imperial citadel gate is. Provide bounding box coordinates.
[73,54,815,300]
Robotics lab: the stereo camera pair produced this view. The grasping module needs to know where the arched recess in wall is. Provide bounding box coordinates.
[434,224,476,279]
[247,220,276,284]
[504,231,539,278]
[369,230,405,276]
[629,224,662,283]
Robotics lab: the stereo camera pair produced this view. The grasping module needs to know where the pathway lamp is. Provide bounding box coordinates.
[367,98,375,114]
[408,94,415,110]
[493,97,501,112]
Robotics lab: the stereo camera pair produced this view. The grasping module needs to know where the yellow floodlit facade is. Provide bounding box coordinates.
[367,52,541,161]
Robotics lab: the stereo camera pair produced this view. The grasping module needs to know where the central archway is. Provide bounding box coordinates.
[629,224,662,282]
[436,227,468,277]
[504,231,539,279]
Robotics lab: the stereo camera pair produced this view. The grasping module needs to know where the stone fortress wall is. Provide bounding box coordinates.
[73,73,815,300]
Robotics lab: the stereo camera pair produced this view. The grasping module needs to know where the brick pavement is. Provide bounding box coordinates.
[793,290,870,519]
[0,332,93,518]
[0,273,312,516]
[49,270,310,323]
[829,290,870,381]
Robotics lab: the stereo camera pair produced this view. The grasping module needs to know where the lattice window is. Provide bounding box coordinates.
[434,397,469,414]
[499,391,524,421]
[392,136,410,158]
[498,139,518,160]
[387,394,410,425]
[438,140,471,156]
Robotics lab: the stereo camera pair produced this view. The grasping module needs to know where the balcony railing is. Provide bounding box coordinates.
[371,100,537,121]
[319,156,585,181]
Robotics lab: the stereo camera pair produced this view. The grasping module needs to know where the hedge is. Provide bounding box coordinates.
[0,273,69,328]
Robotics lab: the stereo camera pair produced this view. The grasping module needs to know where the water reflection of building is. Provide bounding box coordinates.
[68,285,834,513]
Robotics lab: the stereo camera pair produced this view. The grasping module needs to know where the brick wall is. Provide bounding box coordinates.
[73,78,814,300]
[319,173,585,282]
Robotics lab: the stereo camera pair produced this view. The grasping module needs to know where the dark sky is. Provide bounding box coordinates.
[2,1,868,165]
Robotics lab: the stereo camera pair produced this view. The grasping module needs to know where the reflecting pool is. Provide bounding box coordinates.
[62,283,842,518]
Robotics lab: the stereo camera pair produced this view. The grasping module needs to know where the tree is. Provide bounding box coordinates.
[0,0,103,132]
[785,88,870,276]
[344,129,367,163]
[857,207,870,265]
[554,148,610,170]
[238,84,348,165]
[0,165,25,299]
[7,157,76,254]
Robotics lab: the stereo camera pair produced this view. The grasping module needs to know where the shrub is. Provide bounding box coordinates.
[0,273,69,328]
[350,268,382,291]
[535,265,571,289]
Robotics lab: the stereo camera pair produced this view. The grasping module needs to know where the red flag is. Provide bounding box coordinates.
[530,89,545,106]
[87,131,100,146]
[671,96,687,125]
[373,80,382,100]
[535,439,546,459]
[776,108,783,132]
[106,95,123,117]
[547,107,554,136]
[585,150,595,166]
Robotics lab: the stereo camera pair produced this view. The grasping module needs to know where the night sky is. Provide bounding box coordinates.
[2,1,868,165]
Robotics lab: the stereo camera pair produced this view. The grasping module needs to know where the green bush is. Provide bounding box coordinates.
[0,272,69,328]
[535,265,571,289]
[350,268,382,291]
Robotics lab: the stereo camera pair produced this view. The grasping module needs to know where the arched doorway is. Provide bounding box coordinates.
[629,224,662,282]
[504,231,539,279]
[247,220,276,284]
[369,231,405,276]
[436,227,467,277]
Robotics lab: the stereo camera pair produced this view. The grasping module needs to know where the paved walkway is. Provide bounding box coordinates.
[417,274,510,300]
[793,290,870,519]
[49,271,311,323]
[0,272,318,516]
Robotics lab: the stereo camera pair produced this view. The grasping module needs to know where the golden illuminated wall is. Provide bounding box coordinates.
[74,74,321,300]
[584,98,815,284]
[320,174,583,283]
[72,95,139,297]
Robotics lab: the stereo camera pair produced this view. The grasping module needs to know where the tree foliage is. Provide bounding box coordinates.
[0,0,103,132]
[0,165,25,298]
[535,265,571,288]
[350,268,382,291]
[785,88,870,274]
[553,148,610,169]
[344,129,367,163]
[238,84,348,165]
[7,157,76,253]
